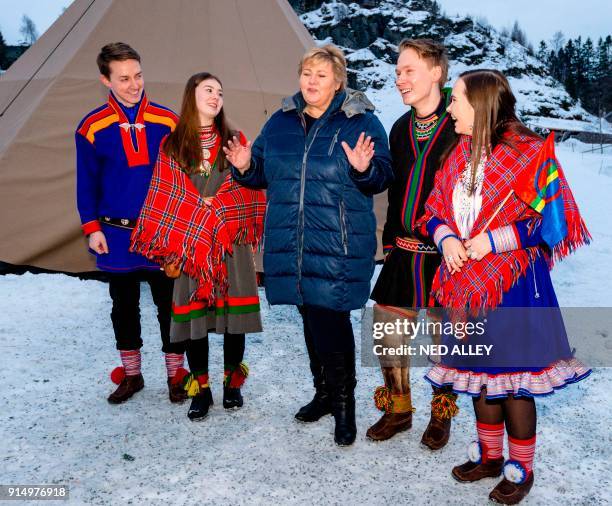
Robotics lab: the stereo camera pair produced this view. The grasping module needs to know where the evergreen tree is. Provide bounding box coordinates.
[430,0,440,16]
[510,20,527,46]
[564,40,578,98]
[537,40,548,62]
[572,36,584,80]
[597,36,611,80]
[549,49,559,81]
[0,30,7,70]
[582,37,596,81]
[579,38,597,112]
[556,47,568,82]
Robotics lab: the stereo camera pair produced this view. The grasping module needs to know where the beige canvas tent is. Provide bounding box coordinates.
[0,0,387,273]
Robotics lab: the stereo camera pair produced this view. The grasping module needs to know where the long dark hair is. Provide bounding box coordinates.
[163,72,231,173]
[441,69,541,193]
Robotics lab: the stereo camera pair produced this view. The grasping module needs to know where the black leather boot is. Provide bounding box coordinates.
[295,364,332,422]
[295,331,331,422]
[188,387,213,421]
[223,386,243,409]
[324,351,357,446]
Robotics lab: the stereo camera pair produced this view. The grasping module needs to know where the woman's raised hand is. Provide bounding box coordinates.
[441,236,468,274]
[222,136,252,173]
[341,132,374,173]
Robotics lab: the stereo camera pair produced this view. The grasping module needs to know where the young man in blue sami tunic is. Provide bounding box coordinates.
[75,42,187,404]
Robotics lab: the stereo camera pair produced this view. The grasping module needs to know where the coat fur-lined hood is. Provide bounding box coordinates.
[281,89,375,118]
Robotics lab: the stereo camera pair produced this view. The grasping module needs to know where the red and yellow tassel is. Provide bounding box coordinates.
[224,362,249,388]
[373,385,393,412]
[183,372,209,397]
[431,392,459,419]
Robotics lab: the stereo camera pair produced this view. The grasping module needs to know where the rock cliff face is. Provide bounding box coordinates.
[289,0,592,124]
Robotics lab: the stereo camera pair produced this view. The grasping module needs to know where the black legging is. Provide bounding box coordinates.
[472,391,537,439]
[108,270,186,354]
[299,304,355,362]
[185,333,245,374]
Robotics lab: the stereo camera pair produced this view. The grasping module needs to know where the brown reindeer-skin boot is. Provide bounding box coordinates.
[421,386,459,450]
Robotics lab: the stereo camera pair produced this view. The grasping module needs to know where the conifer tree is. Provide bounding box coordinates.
[537,41,548,62]
[0,30,7,70]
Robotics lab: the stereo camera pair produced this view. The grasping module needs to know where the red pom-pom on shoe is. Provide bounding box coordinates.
[172,367,189,385]
[110,366,126,385]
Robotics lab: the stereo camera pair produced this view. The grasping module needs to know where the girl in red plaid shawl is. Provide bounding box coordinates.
[132,73,264,421]
[418,70,591,504]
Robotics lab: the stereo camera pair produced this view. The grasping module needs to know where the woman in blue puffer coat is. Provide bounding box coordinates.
[224,44,393,446]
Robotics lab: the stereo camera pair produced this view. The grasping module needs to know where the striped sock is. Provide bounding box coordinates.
[165,353,184,378]
[477,421,505,460]
[508,435,536,475]
[120,350,141,376]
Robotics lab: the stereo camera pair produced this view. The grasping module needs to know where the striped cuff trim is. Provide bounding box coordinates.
[433,224,457,251]
[489,224,519,253]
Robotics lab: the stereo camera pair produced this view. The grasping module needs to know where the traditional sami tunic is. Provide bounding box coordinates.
[419,133,591,398]
[371,90,456,307]
[167,127,262,341]
[75,91,178,271]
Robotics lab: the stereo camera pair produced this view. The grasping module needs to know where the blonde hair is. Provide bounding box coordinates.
[398,38,448,90]
[298,44,347,91]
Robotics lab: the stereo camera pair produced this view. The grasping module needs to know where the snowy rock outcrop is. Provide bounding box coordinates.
[291,0,600,128]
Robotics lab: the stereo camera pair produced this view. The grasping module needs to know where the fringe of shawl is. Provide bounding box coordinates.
[130,149,264,304]
[430,247,540,311]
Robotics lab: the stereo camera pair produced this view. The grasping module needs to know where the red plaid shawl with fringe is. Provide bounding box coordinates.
[130,149,265,303]
[417,134,590,310]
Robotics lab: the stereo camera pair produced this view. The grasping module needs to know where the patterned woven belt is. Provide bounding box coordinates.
[100,216,138,229]
[395,236,438,254]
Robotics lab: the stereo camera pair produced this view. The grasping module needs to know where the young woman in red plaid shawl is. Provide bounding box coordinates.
[134,73,263,421]
[418,70,591,505]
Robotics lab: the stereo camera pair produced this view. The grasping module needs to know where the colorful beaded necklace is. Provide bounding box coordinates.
[414,112,439,142]
[197,125,220,176]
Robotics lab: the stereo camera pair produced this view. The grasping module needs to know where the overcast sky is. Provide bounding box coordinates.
[0,0,609,46]
[435,0,609,44]
[0,0,70,44]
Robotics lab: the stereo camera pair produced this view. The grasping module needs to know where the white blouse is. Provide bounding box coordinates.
[452,157,486,240]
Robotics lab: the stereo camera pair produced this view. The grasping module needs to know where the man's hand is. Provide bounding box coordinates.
[88,231,109,254]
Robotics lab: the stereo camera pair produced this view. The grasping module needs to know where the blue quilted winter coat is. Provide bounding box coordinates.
[232,89,393,311]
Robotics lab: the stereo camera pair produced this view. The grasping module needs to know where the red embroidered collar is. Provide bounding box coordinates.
[108,92,150,167]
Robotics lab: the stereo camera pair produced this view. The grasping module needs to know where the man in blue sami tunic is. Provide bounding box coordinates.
[76,42,187,404]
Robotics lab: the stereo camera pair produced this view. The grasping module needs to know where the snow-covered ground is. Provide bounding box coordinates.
[1,144,611,504]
